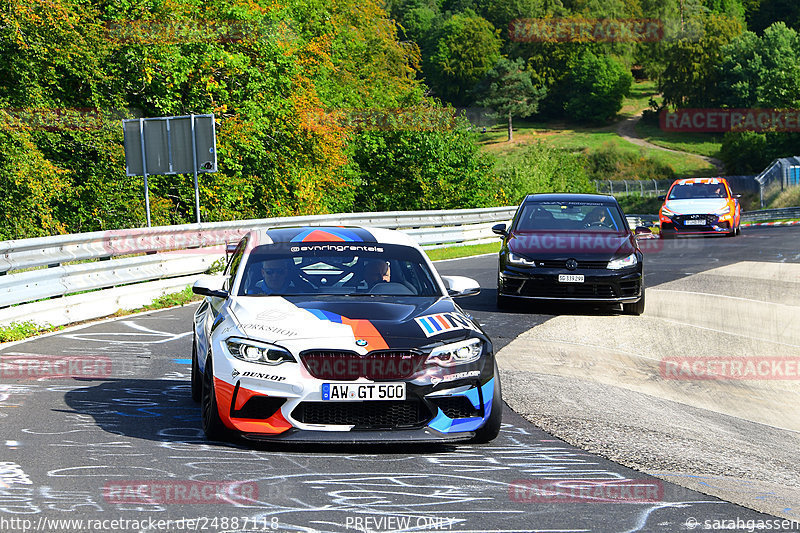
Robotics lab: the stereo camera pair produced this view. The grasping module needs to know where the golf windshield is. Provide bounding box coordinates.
[515,202,626,232]
[238,243,441,297]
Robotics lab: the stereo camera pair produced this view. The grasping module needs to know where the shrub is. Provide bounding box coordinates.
[494,143,595,205]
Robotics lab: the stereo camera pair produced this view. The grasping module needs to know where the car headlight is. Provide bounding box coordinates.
[607,253,638,270]
[507,252,536,267]
[660,207,675,218]
[226,338,295,365]
[715,205,731,216]
[426,338,483,367]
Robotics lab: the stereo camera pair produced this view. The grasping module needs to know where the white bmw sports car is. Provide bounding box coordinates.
[191,226,502,443]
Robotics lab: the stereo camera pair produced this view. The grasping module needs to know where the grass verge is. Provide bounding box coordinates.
[425,241,502,261]
[634,120,723,158]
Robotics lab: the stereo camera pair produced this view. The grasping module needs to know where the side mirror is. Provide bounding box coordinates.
[734,194,742,199]
[657,195,666,201]
[192,275,229,299]
[440,275,481,298]
[634,226,652,236]
[492,223,508,237]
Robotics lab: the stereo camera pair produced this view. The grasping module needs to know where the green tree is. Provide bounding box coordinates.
[563,51,632,122]
[349,121,496,211]
[426,10,503,104]
[494,143,595,205]
[717,23,800,108]
[746,0,800,34]
[476,58,546,141]
[658,13,743,108]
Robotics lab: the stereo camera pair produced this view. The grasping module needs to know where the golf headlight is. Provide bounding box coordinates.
[427,338,483,367]
[507,252,536,267]
[226,338,294,365]
[607,253,638,270]
[715,205,731,216]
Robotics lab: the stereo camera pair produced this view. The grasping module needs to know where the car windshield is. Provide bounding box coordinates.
[668,183,728,199]
[514,201,626,232]
[238,242,441,297]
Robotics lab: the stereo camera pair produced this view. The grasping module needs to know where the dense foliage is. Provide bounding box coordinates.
[1,0,798,240]
[0,0,493,239]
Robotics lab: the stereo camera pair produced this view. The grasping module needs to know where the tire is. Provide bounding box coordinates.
[622,288,645,316]
[496,293,512,309]
[471,362,503,444]
[191,335,202,403]
[201,356,229,441]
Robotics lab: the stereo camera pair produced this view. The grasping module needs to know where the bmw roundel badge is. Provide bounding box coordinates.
[355,339,368,347]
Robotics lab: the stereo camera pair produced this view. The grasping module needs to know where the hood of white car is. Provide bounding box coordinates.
[664,198,729,215]
[226,295,481,352]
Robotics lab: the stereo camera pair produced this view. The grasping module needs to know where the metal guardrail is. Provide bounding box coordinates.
[0,207,517,328]
[741,206,800,222]
[1,206,795,330]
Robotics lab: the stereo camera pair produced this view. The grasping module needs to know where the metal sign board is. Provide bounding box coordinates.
[123,114,217,176]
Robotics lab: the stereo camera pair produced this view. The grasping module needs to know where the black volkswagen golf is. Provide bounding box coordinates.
[493,193,647,315]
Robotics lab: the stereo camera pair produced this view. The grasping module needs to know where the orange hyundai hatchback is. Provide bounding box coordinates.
[658,177,741,238]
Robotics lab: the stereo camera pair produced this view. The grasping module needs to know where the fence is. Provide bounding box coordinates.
[755,157,800,207]
[594,176,759,197]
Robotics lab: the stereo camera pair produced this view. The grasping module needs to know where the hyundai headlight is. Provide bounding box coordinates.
[607,253,638,270]
[507,252,536,267]
[715,205,731,216]
[660,207,676,218]
[427,338,483,367]
[226,338,294,365]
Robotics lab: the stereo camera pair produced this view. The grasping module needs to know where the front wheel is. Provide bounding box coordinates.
[496,293,513,309]
[471,362,503,444]
[622,289,645,316]
[201,356,229,441]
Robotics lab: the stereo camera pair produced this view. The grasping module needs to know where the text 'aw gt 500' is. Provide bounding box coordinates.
[191,226,501,444]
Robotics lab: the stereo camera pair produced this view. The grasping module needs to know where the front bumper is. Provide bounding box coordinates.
[498,267,642,303]
[243,427,473,444]
[211,344,498,439]
[660,213,734,235]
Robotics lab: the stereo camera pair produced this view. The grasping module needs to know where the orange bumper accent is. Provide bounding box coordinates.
[214,378,292,434]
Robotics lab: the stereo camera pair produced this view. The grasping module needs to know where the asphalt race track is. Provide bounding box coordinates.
[1,225,799,533]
